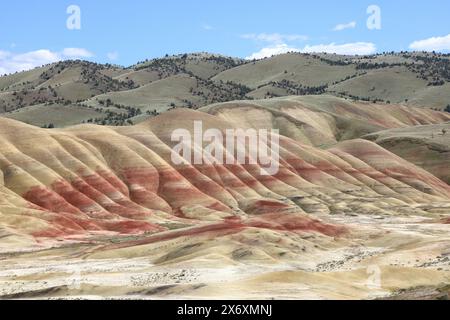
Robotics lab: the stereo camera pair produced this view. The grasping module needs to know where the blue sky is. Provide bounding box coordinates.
[1,0,449,73]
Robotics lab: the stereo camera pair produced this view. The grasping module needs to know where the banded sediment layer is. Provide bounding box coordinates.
[0,96,449,299]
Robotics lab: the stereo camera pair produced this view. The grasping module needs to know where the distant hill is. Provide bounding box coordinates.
[1,51,450,128]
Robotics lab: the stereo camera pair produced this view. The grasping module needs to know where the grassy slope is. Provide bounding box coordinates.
[1,52,450,128]
[85,74,199,112]
[328,66,428,102]
[4,103,105,127]
[407,83,450,110]
[0,65,53,92]
[213,53,358,89]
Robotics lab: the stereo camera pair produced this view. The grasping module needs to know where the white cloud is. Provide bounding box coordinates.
[246,44,299,60]
[62,48,94,58]
[0,48,94,75]
[246,42,376,60]
[242,33,308,44]
[0,49,60,75]
[242,31,375,60]
[302,42,376,55]
[409,34,450,52]
[333,21,357,31]
[107,51,119,61]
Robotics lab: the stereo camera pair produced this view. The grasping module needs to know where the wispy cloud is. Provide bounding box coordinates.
[241,33,308,44]
[242,30,375,60]
[333,21,357,31]
[409,34,450,51]
[302,42,376,55]
[107,51,119,61]
[0,48,95,75]
[246,42,376,60]
[62,48,94,58]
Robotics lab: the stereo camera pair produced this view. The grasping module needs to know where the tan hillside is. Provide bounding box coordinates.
[407,83,450,110]
[0,103,449,241]
[1,52,450,299]
[365,123,450,184]
[202,95,450,147]
[0,96,449,299]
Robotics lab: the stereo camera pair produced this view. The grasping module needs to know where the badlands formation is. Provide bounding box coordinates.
[0,95,450,299]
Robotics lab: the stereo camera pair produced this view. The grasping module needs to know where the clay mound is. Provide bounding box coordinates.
[201,95,450,147]
[0,105,450,244]
[364,123,450,185]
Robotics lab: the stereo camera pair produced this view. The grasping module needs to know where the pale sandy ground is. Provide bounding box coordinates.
[0,212,449,300]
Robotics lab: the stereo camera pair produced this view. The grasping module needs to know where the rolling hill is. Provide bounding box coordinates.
[0,98,449,243]
[364,123,450,184]
[1,52,450,299]
[1,51,450,128]
[0,97,449,299]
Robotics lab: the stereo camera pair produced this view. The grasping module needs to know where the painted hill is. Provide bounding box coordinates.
[202,95,450,147]
[364,123,450,184]
[1,96,450,299]
[1,98,449,244]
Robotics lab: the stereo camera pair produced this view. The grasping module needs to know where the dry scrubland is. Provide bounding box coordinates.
[0,95,449,299]
[1,51,450,129]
